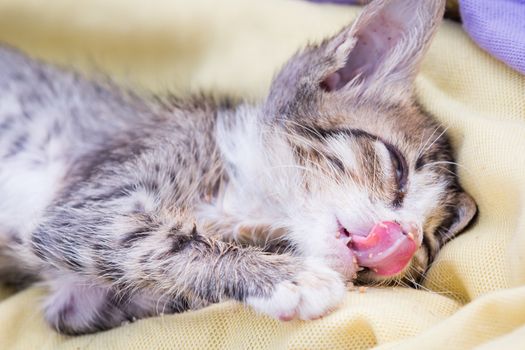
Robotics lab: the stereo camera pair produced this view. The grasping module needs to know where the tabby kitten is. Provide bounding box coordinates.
[0,0,476,335]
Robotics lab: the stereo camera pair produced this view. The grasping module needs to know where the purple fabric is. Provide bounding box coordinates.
[307,0,525,75]
[307,0,360,4]
[460,0,525,74]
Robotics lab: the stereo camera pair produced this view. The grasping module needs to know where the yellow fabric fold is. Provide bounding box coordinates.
[0,0,523,348]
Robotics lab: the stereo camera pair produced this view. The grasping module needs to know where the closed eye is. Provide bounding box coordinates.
[384,143,408,206]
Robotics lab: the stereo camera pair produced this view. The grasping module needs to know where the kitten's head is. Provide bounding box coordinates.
[255,0,476,283]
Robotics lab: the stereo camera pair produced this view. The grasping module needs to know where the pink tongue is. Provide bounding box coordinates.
[349,221,417,276]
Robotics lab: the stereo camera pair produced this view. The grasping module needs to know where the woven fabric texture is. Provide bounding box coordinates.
[460,0,525,75]
[0,0,524,349]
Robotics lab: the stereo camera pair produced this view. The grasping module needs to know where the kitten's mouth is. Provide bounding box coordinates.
[337,220,419,276]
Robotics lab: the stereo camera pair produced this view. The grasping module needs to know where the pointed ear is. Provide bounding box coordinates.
[266,0,445,115]
[321,0,445,96]
[446,192,477,239]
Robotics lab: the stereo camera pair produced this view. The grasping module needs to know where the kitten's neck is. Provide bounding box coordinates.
[197,104,294,242]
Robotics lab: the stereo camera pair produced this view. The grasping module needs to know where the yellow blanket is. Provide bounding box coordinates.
[0,0,524,348]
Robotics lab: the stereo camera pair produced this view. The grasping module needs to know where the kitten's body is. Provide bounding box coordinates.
[0,0,476,335]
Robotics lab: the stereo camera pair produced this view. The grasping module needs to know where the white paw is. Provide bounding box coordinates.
[246,258,346,321]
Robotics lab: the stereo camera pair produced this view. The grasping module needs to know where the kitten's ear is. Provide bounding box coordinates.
[266,0,445,114]
[446,192,477,239]
[320,0,445,95]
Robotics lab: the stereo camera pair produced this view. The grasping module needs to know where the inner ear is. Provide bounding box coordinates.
[320,0,445,93]
[322,15,405,92]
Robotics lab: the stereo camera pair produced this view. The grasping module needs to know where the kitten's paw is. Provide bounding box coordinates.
[246,258,346,321]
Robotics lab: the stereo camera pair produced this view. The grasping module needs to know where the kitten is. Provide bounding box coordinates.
[0,0,476,335]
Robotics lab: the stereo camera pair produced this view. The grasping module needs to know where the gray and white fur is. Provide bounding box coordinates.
[0,0,476,335]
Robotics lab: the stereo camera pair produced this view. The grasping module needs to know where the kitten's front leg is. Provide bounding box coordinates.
[32,201,345,333]
[245,257,346,321]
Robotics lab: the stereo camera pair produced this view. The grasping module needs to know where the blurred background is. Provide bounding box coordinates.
[0,0,359,98]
